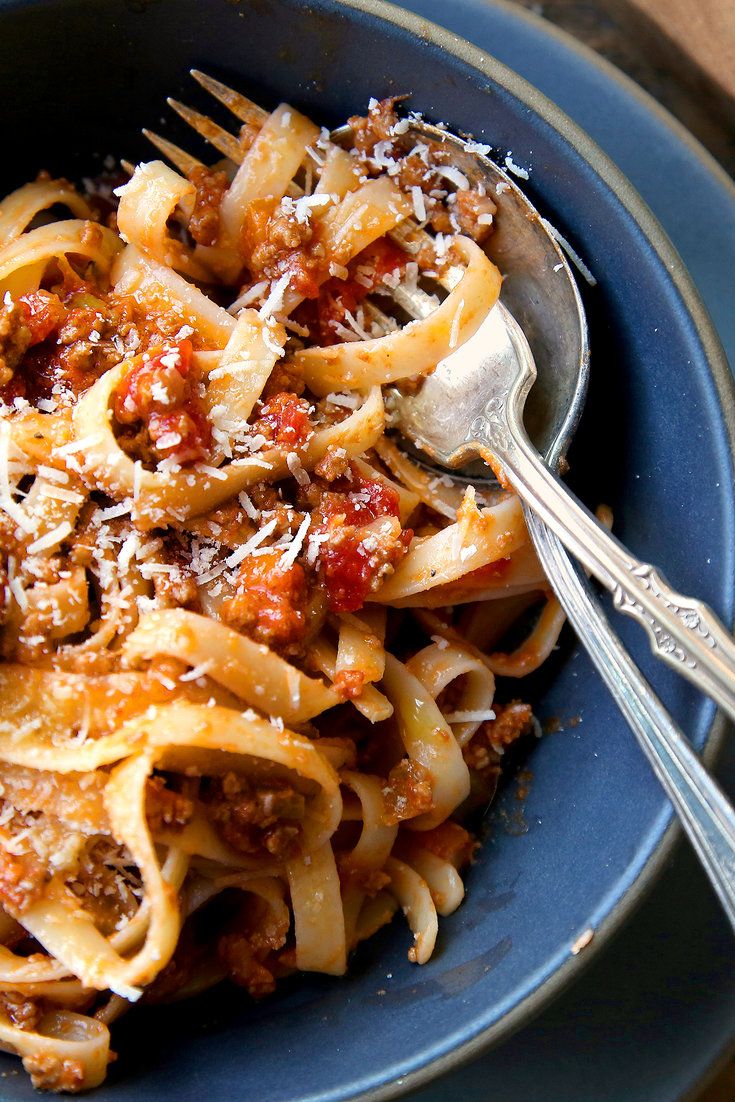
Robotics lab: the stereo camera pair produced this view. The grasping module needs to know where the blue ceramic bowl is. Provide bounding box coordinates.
[1,1,734,1099]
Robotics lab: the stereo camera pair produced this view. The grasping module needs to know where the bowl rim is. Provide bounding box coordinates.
[323,0,735,1098]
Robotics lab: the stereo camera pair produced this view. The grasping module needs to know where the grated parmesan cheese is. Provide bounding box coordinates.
[194,463,228,482]
[228,280,269,315]
[27,521,73,554]
[326,392,360,409]
[38,484,85,505]
[258,272,291,320]
[238,491,260,520]
[94,500,132,523]
[37,465,69,484]
[54,433,103,456]
[279,514,311,571]
[286,452,310,487]
[294,192,333,223]
[445,710,496,723]
[464,141,492,156]
[133,460,143,501]
[436,165,470,191]
[410,185,427,223]
[179,660,215,682]
[225,518,278,568]
[540,218,597,286]
[504,153,530,180]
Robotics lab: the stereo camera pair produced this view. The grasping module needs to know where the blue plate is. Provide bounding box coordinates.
[0,1,733,1099]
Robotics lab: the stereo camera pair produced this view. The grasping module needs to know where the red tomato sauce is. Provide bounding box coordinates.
[254,392,314,449]
[294,238,407,346]
[114,339,211,465]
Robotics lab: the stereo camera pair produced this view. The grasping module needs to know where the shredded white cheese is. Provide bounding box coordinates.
[27,521,73,554]
[504,152,530,180]
[410,185,427,223]
[258,272,291,320]
[286,452,310,487]
[228,280,269,315]
[436,166,470,191]
[445,710,497,723]
[54,433,103,456]
[225,518,278,568]
[238,491,260,520]
[540,218,597,286]
[179,661,215,682]
[279,514,311,571]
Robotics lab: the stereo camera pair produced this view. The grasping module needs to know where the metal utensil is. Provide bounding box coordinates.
[395,289,735,723]
[383,125,735,926]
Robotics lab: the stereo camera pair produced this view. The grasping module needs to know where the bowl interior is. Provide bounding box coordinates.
[0,1,734,1099]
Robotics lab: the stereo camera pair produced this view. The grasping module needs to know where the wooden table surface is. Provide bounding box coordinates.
[510,0,735,176]
[503,4,735,1095]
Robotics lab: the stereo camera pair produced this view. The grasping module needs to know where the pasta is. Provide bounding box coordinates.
[0,95,566,1091]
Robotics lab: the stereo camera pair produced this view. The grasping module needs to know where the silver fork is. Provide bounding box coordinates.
[139,72,735,929]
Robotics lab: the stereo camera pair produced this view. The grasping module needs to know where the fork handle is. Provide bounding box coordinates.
[525,508,735,931]
[472,417,735,725]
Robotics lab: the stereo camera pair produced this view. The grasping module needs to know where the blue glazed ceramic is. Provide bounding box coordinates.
[0,1,733,1099]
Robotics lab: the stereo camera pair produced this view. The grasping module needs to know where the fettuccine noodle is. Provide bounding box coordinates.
[0,93,568,1091]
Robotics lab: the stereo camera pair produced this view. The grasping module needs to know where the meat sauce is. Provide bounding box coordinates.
[241,197,321,299]
[293,238,408,346]
[253,391,314,449]
[113,339,212,465]
[309,466,413,613]
[221,550,309,653]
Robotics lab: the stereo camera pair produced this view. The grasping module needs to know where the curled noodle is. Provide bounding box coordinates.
[0,89,566,1091]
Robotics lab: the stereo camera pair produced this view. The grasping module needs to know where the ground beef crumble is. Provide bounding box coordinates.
[22,1052,85,1093]
[417,821,477,868]
[187,165,229,247]
[150,537,201,611]
[0,298,32,387]
[217,888,292,998]
[145,776,194,834]
[0,844,48,916]
[382,759,433,824]
[221,550,309,654]
[348,96,498,245]
[240,197,321,299]
[0,991,42,1032]
[253,390,314,449]
[333,668,366,700]
[299,467,413,613]
[113,338,212,465]
[203,772,306,859]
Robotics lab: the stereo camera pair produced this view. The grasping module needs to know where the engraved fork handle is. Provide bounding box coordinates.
[526,509,735,931]
[472,399,735,726]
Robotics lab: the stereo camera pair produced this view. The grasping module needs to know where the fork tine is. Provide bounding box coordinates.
[142,128,204,177]
[120,159,136,176]
[190,69,269,128]
[166,98,245,165]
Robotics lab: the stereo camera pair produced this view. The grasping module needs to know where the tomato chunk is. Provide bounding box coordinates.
[221,550,308,653]
[308,467,410,612]
[320,524,412,613]
[254,392,313,449]
[294,238,408,346]
[18,291,66,345]
[114,339,211,466]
